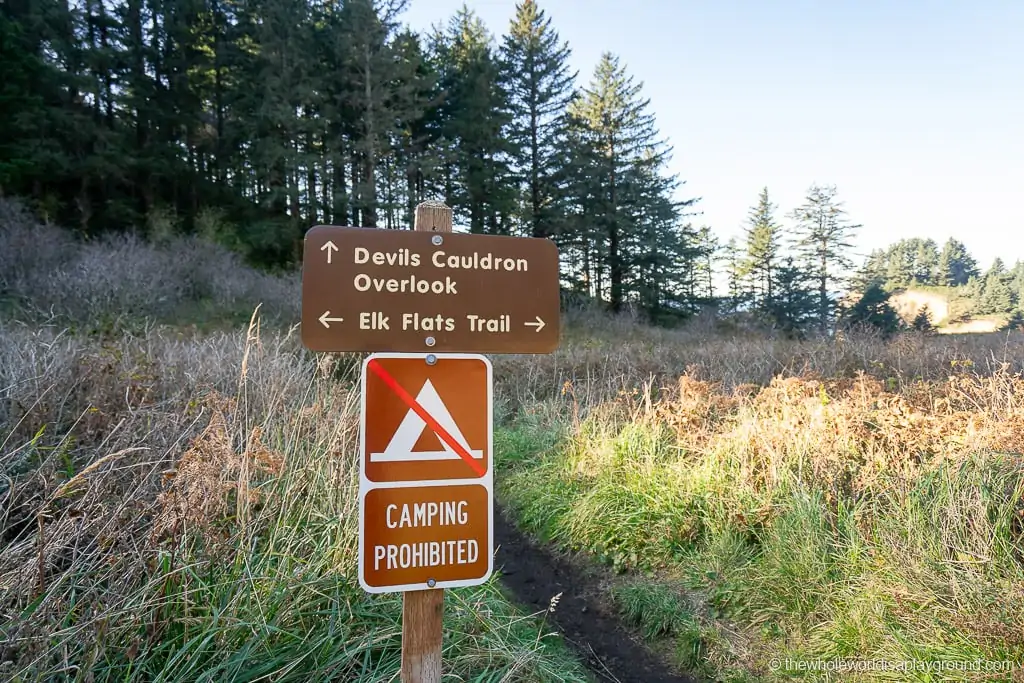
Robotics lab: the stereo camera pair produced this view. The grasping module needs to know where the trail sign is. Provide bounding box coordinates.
[301,226,560,354]
[358,353,493,593]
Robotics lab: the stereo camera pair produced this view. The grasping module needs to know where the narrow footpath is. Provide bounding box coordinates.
[493,506,698,683]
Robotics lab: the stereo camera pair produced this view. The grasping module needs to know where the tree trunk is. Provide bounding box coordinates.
[529,67,541,238]
[819,241,829,333]
[362,43,378,227]
[127,0,149,219]
[350,155,360,225]
[305,115,317,224]
[333,131,349,224]
[608,140,622,312]
[321,156,332,224]
[212,0,225,184]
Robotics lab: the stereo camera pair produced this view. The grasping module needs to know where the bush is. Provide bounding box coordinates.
[0,198,298,328]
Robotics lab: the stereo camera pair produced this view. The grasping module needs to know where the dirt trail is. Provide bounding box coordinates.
[494,506,698,683]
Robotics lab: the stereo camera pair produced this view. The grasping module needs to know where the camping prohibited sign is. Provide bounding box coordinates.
[358,353,493,593]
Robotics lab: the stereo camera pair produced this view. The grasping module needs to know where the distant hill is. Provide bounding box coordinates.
[889,288,1002,334]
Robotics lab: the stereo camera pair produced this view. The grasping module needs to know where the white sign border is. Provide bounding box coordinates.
[357,352,494,594]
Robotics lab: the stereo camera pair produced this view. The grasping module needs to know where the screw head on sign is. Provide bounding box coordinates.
[431,234,443,245]
[425,336,436,347]
[426,354,437,365]
[427,578,436,588]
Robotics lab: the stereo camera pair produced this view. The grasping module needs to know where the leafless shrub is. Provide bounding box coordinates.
[0,198,298,325]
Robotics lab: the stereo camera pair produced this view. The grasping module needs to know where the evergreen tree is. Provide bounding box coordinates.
[742,186,783,310]
[859,249,889,289]
[911,305,936,333]
[843,282,901,335]
[958,275,983,317]
[330,0,427,228]
[431,8,515,234]
[789,184,861,333]
[912,239,939,284]
[936,238,979,287]
[692,226,718,303]
[884,240,915,288]
[767,257,817,333]
[723,237,747,313]
[1003,310,1024,332]
[862,238,947,291]
[0,0,91,223]
[565,52,693,312]
[2,0,725,300]
[500,0,575,239]
[1009,260,1024,308]
[979,259,1014,314]
[385,30,443,228]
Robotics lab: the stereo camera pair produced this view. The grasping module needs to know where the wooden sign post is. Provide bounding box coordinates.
[300,201,560,683]
[404,202,450,683]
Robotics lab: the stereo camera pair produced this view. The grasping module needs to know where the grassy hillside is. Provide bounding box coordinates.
[890,287,1008,334]
[3,201,1024,681]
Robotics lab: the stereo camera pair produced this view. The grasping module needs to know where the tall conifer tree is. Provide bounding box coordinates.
[742,186,783,309]
[789,184,860,332]
[566,52,693,312]
[500,0,575,239]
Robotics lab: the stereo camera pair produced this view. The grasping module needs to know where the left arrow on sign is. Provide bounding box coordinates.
[320,240,338,264]
[319,311,344,328]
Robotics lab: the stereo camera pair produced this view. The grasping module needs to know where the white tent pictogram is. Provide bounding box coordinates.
[369,379,483,462]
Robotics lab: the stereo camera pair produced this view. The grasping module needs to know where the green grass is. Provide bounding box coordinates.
[495,387,1024,682]
[9,516,586,682]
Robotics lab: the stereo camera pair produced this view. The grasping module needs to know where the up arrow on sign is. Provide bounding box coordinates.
[320,240,338,264]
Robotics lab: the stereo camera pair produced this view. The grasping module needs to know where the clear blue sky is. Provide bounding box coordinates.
[401,0,1024,271]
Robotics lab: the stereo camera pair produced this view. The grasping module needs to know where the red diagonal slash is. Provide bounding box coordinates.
[367,358,485,477]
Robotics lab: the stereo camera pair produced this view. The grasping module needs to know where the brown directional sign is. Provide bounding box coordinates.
[300,225,560,354]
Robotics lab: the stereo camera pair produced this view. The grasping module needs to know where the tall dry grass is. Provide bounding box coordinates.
[494,303,1024,415]
[498,326,1024,681]
[6,197,1024,681]
[0,316,585,681]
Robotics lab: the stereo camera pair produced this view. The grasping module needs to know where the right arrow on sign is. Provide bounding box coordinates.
[524,316,545,332]
[319,311,344,328]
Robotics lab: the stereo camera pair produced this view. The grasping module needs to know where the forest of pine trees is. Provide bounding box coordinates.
[0,0,706,318]
[723,184,861,333]
[3,0,1016,330]
[862,238,1024,321]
